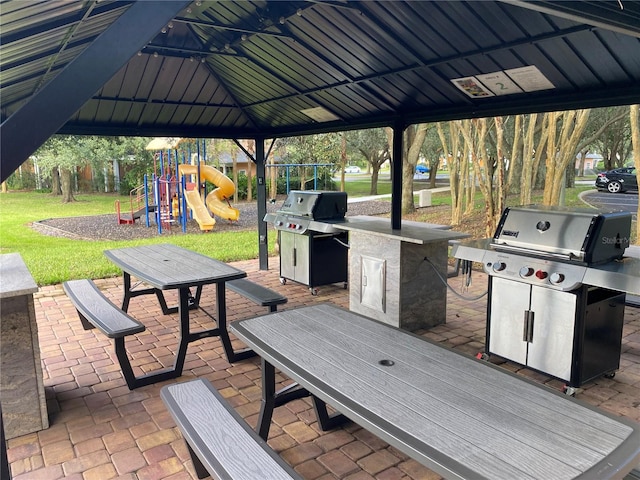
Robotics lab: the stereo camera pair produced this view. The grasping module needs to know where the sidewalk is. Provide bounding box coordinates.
[6,260,640,479]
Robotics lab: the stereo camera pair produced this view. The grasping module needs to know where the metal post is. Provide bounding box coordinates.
[391,120,404,230]
[256,138,269,270]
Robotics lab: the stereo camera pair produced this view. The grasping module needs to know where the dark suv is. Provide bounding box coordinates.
[595,166,637,193]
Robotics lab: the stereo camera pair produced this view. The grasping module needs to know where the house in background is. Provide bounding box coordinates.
[575,152,603,174]
[216,151,255,176]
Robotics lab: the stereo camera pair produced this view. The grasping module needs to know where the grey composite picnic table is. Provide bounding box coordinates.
[104,244,247,378]
[230,303,640,480]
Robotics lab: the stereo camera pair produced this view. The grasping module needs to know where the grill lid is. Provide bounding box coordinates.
[277,190,347,220]
[492,205,631,264]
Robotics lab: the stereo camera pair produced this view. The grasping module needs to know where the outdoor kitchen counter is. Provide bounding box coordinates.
[331,215,466,243]
[0,253,49,439]
[332,216,470,331]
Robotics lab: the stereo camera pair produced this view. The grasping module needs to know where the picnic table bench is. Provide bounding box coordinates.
[63,279,149,389]
[161,379,301,480]
[231,304,640,480]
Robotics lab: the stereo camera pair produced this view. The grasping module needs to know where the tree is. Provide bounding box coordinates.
[35,136,89,202]
[419,126,444,188]
[277,133,341,190]
[592,106,633,171]
[344,128,390,195]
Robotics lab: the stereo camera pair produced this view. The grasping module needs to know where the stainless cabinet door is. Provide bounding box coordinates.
[279,231,296,280]
[295,234,310,285]
[488,277,529,365]
[527,286,576,381]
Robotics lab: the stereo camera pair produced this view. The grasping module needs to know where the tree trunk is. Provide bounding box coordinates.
[232,150,238,202]
[630,105,640,241]
[401,124,429,214]
[438,121,464,226]
[51,167,62,195]
[269,153,277,200]
[494,116,507,224]
[60,167,75,203]
[578,148,588,177]
[507,115,522,195]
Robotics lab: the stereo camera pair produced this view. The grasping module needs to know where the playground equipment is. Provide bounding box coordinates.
[115,138,240,234]
[178,164,239,231]
[115,183,156,225]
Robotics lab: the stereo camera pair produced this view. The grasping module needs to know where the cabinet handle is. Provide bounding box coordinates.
[293,248,297,267]
[523,310,535,342]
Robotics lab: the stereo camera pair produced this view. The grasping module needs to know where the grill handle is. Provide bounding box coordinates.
[493,243,583,263]
[522,311,535,342]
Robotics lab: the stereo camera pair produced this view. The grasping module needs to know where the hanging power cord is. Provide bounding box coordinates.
[333,237,350,248]
[423,256,488,301]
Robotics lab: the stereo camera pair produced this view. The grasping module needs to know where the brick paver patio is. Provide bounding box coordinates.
[6,258,640,479]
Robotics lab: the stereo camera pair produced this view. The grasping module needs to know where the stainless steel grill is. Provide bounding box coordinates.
[264,191,349,295]
[452,205,636,393]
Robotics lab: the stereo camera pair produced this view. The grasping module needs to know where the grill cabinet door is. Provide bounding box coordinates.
[488,278,529,365]
[279,231,309,285]
[280,231,296,281]
[527,286,576,381]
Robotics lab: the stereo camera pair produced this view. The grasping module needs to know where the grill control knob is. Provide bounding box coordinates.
[493,262,507,272]
[535,270,548,280]
[275,221,283,227]
[519,267,534,278]
[550,273,565,284]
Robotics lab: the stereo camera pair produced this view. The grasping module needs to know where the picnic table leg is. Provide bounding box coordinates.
[311,397,349,431]
[257,358,276,440]
[217,283,256,363]
[121,272,172,315]
[173,286,191,376]
[257,358,314,440]
[122,272,132,311]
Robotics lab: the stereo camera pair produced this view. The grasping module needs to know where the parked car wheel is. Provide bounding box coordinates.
[607,181,622,193]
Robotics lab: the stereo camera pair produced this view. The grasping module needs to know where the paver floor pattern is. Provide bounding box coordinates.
[6,259,640,479]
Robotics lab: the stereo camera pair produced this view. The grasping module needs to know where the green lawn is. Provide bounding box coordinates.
[0,183,613,286]
[0,192,276,286]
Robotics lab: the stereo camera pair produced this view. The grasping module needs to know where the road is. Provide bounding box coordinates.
[581,189,638,218]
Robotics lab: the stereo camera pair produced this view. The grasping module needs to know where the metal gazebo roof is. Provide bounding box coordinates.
[2,0,640,182]
[1,1,639,268]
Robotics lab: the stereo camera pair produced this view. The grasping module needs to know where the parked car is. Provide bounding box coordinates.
[595,167,638,193]
[415,164,430,174]
[344,165,361,173]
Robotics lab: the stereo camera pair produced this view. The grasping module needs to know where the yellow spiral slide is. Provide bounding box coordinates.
[178,164,240,231]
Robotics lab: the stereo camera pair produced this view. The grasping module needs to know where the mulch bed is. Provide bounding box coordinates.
[32,199,393,241]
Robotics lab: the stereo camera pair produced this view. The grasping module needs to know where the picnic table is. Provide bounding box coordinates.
[104,244,247,381]
[230,303,640,480]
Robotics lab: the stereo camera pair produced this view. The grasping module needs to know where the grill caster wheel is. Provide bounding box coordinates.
[279,277,287,285]
[603,372,616,379]
[343,282,348,289]
[309,287,318,296]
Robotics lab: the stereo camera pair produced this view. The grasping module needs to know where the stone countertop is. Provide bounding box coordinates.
[331,215,469,244]
[0,253,38,299]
